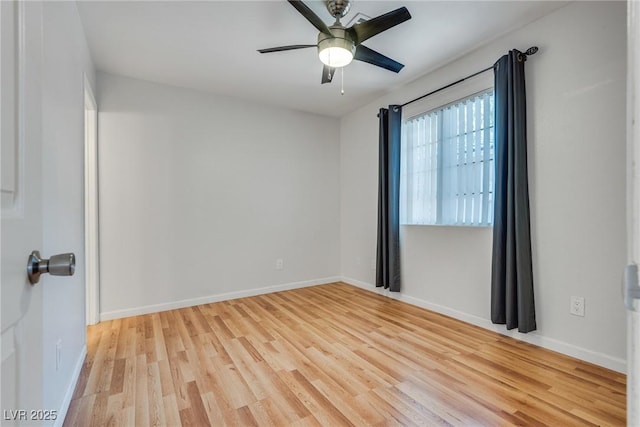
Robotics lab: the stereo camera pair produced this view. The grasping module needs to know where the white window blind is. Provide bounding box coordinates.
[401,89,495,226]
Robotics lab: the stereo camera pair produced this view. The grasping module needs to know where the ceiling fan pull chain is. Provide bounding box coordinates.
[341,67,345,95]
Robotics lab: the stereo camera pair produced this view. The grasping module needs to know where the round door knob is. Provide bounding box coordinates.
[27,250,76,285]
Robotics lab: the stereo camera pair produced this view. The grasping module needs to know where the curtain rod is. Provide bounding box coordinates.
[399,46,539,109]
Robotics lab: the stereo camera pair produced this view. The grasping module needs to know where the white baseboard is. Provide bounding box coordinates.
[54,345,86,427]
[100,276,342,321]
[342,277,627,374]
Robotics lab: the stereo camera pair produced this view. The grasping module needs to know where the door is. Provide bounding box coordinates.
[628,0,640,424]
[1,1,45,422]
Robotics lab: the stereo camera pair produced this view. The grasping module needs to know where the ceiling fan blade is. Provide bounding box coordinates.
[354,45,404,73]
[258,44,316,54]
[321,65,335,84]
[349,7,411,44]
[287,0,333,36]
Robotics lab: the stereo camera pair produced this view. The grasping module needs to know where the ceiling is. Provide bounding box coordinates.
[77,0,568,117]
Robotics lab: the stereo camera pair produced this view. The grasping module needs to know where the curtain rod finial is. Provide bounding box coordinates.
[525,46,538,56]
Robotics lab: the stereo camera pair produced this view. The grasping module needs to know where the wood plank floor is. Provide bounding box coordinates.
[64,282,626,426]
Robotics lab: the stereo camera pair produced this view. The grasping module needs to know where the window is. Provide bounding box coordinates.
[401,88,495,226]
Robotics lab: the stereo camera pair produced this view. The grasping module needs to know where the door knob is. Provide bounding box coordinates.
[27,250,75,285]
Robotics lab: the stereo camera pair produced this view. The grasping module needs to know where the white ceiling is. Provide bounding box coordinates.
[77,0,568,117]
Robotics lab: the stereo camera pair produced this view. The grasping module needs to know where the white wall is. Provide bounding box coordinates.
[340,1,627,371]
[41,1,96,423]
[97,73,340,319]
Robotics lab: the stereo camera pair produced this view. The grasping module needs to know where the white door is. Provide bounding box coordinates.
[1,1,45,422]
[628,0,640,424]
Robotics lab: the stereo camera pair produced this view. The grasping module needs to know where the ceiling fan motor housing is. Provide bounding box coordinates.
[324,0,351,18]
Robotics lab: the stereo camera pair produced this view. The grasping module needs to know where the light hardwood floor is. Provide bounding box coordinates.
[64,282,626,426]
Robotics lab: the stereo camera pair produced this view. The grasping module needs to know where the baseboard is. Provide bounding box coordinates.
[341,277,627,374]
[54,345,86,427]
[100,276,342,321]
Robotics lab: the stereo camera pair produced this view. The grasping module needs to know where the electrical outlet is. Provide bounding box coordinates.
[276,259,284,270]
[56,339,62,371]
[570,296,585,317]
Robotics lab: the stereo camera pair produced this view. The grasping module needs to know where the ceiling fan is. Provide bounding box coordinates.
[258,0,412,84]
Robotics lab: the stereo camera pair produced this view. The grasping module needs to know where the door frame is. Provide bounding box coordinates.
[84,75,99,325]
[628,0,639,424]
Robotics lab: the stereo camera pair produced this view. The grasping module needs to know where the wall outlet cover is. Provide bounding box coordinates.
[570,296,585,317]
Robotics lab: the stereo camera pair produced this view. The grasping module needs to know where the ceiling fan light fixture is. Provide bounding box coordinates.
[317,28,356,68]
[318,45,353,67]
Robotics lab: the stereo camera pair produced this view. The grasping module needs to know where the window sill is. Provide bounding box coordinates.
[400,223,493,230]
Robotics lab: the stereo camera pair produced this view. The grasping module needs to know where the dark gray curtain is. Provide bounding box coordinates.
[491,50,536,333]
[376,105,402,292]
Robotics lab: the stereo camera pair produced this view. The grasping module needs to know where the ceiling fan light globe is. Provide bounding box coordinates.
[319,46,353,67]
